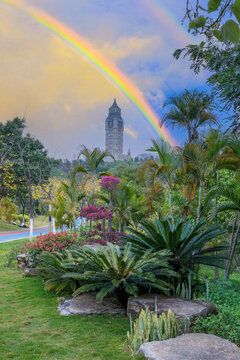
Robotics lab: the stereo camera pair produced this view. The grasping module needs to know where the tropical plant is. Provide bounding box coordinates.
[38,250,83,293]
[124,216,227,296]
[163,89,216,143]
[76,146,115,199]
[100,176,121,232]
[113,183,146,232]
[146,140,180,224]
[69,243,175,308]
[51,176,86,230]
[210,181,240,278]
[127,306,179,354]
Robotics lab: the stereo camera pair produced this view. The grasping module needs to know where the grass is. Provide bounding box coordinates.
[0,217,49,232]
[0,240,144,360]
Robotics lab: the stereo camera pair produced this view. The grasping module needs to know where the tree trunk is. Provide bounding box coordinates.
[22,204,25,225]
[169,188,174,225]
[101,219,106,240]
[29,195,34,241]
[197,180,203,223]
[108,193,114,234]
[225,219,240,278]
[52,217,56,234]
[48,204,52,233]
[187,125,192,143]
[214,170,219,280]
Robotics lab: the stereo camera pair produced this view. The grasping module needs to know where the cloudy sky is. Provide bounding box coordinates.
[0,0,208,159]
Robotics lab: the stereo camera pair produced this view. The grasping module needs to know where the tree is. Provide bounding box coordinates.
[76,146,114,199]
[113,183,145,232]
[54,175,86,231]
[16,134,52,240]
[174,43,240,124]
[162,89,217,143]
[99,176,121,232]
[182,0,240,44]
[146,140,180,224]
[0,118,25,198]
[211,181,240,278]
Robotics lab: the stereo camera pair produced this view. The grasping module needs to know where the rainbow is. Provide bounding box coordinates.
[142,0,194,45]
[0,0,177,146]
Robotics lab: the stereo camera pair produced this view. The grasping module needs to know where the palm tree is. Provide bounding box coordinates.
[76,146,114,199]
[146,140,180,225]
[182,133,240,223]
[163,89,217,143]
[113,183,146,232]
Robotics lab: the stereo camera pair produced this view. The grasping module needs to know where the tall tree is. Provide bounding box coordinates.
[76,146,114,199]
[16,134,52,240]
[211,182,240,278]
[146,140,180,225]
[163,89,217,143]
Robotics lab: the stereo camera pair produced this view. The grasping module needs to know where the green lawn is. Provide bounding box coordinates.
[0,240,141,360]
[0,217,49,232]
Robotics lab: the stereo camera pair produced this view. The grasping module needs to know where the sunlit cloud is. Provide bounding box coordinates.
[0,0,207,158]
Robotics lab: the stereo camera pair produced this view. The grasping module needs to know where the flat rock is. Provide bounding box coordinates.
[137,333,240,360]
[127,294,216,322]
[24,267,40,276]
[58,293,126,316]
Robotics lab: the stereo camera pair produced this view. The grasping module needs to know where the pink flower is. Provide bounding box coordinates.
[100,176,121,192]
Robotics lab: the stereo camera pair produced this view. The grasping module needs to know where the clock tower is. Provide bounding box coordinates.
[105,99,124,159]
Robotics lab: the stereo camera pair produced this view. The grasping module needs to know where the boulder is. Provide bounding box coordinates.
[16,254,28,269]
[137,333,240,360]
[127,294,216,323]
[58,293,126,316]
[24,267,40,276]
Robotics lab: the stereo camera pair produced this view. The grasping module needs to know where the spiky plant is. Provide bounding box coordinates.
[123,216,227,296]
[38,250,85,294]
[71,243,176,308]
[127,306,179,353]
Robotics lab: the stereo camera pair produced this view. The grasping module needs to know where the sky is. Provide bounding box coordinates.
[0,0,208,159]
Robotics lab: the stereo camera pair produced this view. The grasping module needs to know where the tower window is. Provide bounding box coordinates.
[118,121,122,128]
[108,120,113,128]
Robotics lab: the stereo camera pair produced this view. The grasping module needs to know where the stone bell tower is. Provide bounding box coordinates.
[105,99,124,159]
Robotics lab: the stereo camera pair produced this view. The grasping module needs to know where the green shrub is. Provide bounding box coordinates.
[17,215,30,224]
[127,306,179,353]
[123,217,227,297]
[192,278,240,345]
[3,242,25,267]
[39,243,177,308]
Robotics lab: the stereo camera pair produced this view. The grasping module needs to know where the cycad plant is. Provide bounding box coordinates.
[38,250,84,293]
[71,243,175,308]
[123,216,226,296]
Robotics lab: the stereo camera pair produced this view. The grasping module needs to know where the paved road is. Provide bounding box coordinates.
[0,226,49,243]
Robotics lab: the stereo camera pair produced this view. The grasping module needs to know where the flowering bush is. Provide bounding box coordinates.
[100,176,121,192]
[80,205,112,220]
[23,230,78,266]
[78,227,126,246]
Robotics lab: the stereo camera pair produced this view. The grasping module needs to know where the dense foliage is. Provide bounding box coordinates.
[39,243,176,308]
[193,277,240,346]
